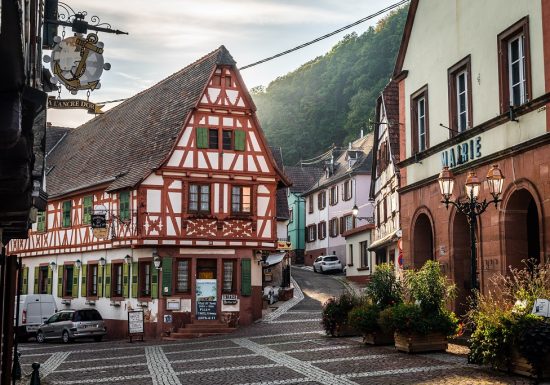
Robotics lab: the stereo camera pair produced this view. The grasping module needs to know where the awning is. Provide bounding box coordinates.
[264,252,286,267]
[368,230,400,251]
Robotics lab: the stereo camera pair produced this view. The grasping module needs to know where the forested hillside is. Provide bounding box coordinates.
[251,6,408,166]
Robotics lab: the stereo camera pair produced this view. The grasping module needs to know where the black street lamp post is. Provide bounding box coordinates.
[438,165,505,291]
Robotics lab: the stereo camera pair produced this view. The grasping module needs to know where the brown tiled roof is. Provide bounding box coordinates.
[382,81,400,162]
[46,46,235,198]
[283,166,324,194]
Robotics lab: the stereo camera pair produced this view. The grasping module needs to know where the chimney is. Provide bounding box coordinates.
[360,129,364,138]
[348,142,352,150]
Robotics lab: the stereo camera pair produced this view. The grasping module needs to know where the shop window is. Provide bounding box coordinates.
[38,266,49,294]
[360,241,370,268]
[208,129,219,149]
[139,261,152,297]
[329,218,339,237]
[119,191,130,222]
[175,259,190,293]
[222,260,236,293]
[411,85,429,154]
[62,200,72,228]
[112,263,123,297]
[498,17,531,113]
[329,186,338,205]
[343,180,353,201]
[197,259,216,279]
[318,191,326,210]
[231,186,251,215]
[87,264,98,297]
[63,265,74,297]
[36,210,46,232]
[317,221,326,240]
[222,130,233,150]
[189,184,210,214]
[308,196,314,213]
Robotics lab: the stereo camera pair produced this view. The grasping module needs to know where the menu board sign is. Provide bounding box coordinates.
[196,279,217,320]
[128,310,144,342]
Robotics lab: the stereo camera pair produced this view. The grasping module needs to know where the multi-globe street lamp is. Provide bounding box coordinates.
[437,164,505,291]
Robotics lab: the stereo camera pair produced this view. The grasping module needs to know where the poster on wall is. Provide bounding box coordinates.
[196,279,217,320]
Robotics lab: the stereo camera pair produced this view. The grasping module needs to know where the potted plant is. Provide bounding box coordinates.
[379,260,458,353]
[321,290,360,337]
[468,260,550,380]
[348,263,402,345]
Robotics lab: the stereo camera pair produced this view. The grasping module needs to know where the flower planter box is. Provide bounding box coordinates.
[508,348,550,379]
[279,288,294,301]
[394,331,448,353]
[363,331,394,345]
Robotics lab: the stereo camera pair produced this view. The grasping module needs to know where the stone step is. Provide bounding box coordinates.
[166,331,233,339]
[177,327,236,334]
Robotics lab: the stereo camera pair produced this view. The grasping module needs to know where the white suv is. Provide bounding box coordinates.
[313,255,343,273]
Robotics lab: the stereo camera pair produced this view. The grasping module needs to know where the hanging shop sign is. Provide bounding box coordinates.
[48,33,111,93]
[440,136,482,169]
[91,213,106,229]
[48,97,104,114]
[277,240,292,250]
[196,279,217,320]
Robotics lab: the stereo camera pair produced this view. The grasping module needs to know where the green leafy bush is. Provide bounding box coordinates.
[379,303,458,336]
[348,303,381,335]
[321,291,360,336]
[405,260,455,314]
[364,263,402,308]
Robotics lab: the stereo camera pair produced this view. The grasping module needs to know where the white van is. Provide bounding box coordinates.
[15,295,57,340]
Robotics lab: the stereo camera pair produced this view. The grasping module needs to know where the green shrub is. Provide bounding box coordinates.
[348,303,381,335]
[321,291,360,336]
[406,260,455,314]
[364,263,402,308]
[379,302,458,336]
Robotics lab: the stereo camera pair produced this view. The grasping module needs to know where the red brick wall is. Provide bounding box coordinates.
[400,143,550,300]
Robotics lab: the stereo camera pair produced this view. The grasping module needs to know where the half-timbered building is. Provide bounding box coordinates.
[9,46,289,339]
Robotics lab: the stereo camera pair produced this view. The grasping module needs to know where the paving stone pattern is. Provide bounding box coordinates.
[18,271,538,385]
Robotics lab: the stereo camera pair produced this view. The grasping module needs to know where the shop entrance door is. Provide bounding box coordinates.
[196,259,217,320]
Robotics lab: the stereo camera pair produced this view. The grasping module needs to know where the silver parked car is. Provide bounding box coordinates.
[313,255,343,273]
[36,309,106,343]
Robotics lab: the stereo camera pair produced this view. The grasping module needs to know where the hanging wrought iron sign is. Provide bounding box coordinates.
[47,96,104,114]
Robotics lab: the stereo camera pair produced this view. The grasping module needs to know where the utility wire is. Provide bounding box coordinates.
[239,0,409,70]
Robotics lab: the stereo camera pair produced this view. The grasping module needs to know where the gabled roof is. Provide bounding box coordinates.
[45,46,238,198]
[392,0,419,80]
[283,166,324,194]
[303,133,374,196]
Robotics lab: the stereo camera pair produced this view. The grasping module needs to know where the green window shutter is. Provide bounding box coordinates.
[234,130,246,151]
[57,265,64,297]
[161,257,173,296]
[123,263,129,298]
[81,264,87,297]
[98,266,104,297]
[47,268,53,294]
[62,200,72,227]
[22,267,29,294]
[72,269,79,298]
[241,259,251,296]
[104,263,111,298]
[131,262,138,298]
[151,267,158,299]
[83,196,93,224]
[37,211,46,232]
[34,267,39,294]
[196,127,208,149]
[119,191,130,221]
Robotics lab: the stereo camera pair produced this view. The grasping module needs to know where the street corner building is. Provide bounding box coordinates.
[8,46,290,340]
[393,0,550,315]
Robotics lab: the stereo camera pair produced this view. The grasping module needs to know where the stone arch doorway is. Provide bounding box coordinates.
[451,211,471,316]
[412,213,434,269]
[504,188,541,270]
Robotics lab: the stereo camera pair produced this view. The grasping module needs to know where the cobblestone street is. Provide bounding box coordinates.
[18,269,538,385]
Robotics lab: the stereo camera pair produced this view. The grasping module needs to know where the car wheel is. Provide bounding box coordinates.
[313,265,317,273]
[93,336,103,342]
[36,331,45,344]
[62,330,71,344]
[319,266,324,273]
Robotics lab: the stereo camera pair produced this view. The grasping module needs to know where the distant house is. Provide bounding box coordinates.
[9,46,290,339]
[302,134,374,268]
[283,166,323,264]
[369,81,401,270]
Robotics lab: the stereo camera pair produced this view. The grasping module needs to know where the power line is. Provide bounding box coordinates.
[239,0,409,70]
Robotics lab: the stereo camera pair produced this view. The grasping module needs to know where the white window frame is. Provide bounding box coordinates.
[508,33,527,107]
[417,97,426,151]
[456,69,468,132]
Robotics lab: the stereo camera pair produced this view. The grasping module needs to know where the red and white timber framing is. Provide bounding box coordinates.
[10,65,280,256]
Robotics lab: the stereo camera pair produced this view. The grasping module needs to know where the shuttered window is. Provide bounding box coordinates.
[222,130,233,150]
[162,257,173,295]
[62,200,72,227]
[22,267,29,294]
[36,211,46,232]
[234,130,246,151]
[87,264,98,297]
[104,263,111,298]
[196,127,208,149]
[119,191,130,221]
[112,263,123,297]
[231,186,252,214]
[241,259,251,296]
[208,129,219,149]
[82,196,93,224]
[81,264,88,297]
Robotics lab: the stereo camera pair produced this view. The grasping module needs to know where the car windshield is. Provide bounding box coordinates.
[324,256,339,261]
[73,310,102,321]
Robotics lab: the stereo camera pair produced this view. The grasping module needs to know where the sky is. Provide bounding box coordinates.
[48,0,402,127]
